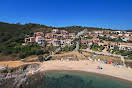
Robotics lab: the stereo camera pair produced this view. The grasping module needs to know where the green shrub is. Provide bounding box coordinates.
[38,55,44,62]
[19,53,26,59]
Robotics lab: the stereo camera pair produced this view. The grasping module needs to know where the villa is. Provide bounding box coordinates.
[34,32,44,37]
[51,39,61,46]
[25,37,35,43]
[52,29,59,33]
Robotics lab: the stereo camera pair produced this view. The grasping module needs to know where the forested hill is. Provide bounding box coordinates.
[0,21,112,33]
[0,22,23,32]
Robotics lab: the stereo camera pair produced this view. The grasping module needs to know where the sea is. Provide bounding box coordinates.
[24,70,132,88]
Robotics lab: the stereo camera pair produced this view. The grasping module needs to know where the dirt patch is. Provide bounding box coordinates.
[0,54,18,61]
[24,55,38,62]
[0,61,40,68]
[52,51,85,60]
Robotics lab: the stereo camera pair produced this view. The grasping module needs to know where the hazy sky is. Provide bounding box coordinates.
[0,0,132,30]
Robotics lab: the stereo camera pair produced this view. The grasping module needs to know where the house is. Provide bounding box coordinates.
[124,34,131,37]
[60,40,66,46]
[108,42,119,49]
[128,37,132,41]
[65,39,72,45]
[85,31,92,34]
[90,34,99,38]
[98,41,118,50]
[93,31,103,34]
[110,34,118,39]
[110,36,117,39]
[25,37,35,43]
[51,39,61,46]
[127,32,132,35]
[81,39,89,46]
[35,36,46,46]
[45,33,56,38]
[52,29,59,33]
[68,33,76,39]
[118,34,123,36]
[81,39,93,47]
[63,34,69,39]
[111,31,122,34]
[45,33,71,39]
[57,34,64,39]
[122,37,129,42]
[45,39,52,46]
[60,30,68,34]
[99,34,104,37]
[119,43,132,51]
[34,32,44,37]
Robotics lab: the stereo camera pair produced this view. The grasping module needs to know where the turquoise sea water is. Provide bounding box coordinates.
[26,70,132,88]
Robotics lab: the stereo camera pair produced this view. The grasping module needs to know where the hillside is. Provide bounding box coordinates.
[0,21,112,61]
[0,21,112,44]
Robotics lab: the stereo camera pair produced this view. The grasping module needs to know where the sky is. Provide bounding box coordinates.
[0,0,132,30]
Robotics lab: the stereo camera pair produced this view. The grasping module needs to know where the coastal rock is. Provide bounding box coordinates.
[0,64,40,88]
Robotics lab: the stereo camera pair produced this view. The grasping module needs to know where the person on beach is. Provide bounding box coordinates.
[109,61,112,64]
[97,66,103,69]
[105,60,108,64]
[99,66,103,69]
[97,66,100,69]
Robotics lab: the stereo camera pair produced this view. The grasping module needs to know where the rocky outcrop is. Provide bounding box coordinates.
[0,64,40,88]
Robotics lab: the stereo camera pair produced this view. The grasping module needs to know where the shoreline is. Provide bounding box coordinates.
[39,60,132,83]
[0,60,132,83]
[42,69,132,84]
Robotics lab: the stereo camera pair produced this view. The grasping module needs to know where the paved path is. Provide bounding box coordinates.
[75,41,79,51]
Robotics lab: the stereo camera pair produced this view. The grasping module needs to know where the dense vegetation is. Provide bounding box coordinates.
[0,22,51,60]
[98,36,132,43]
[90,43,104,52]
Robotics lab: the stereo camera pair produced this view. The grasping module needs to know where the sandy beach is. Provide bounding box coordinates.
[39,60,132,82]
[0,60,132,82]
